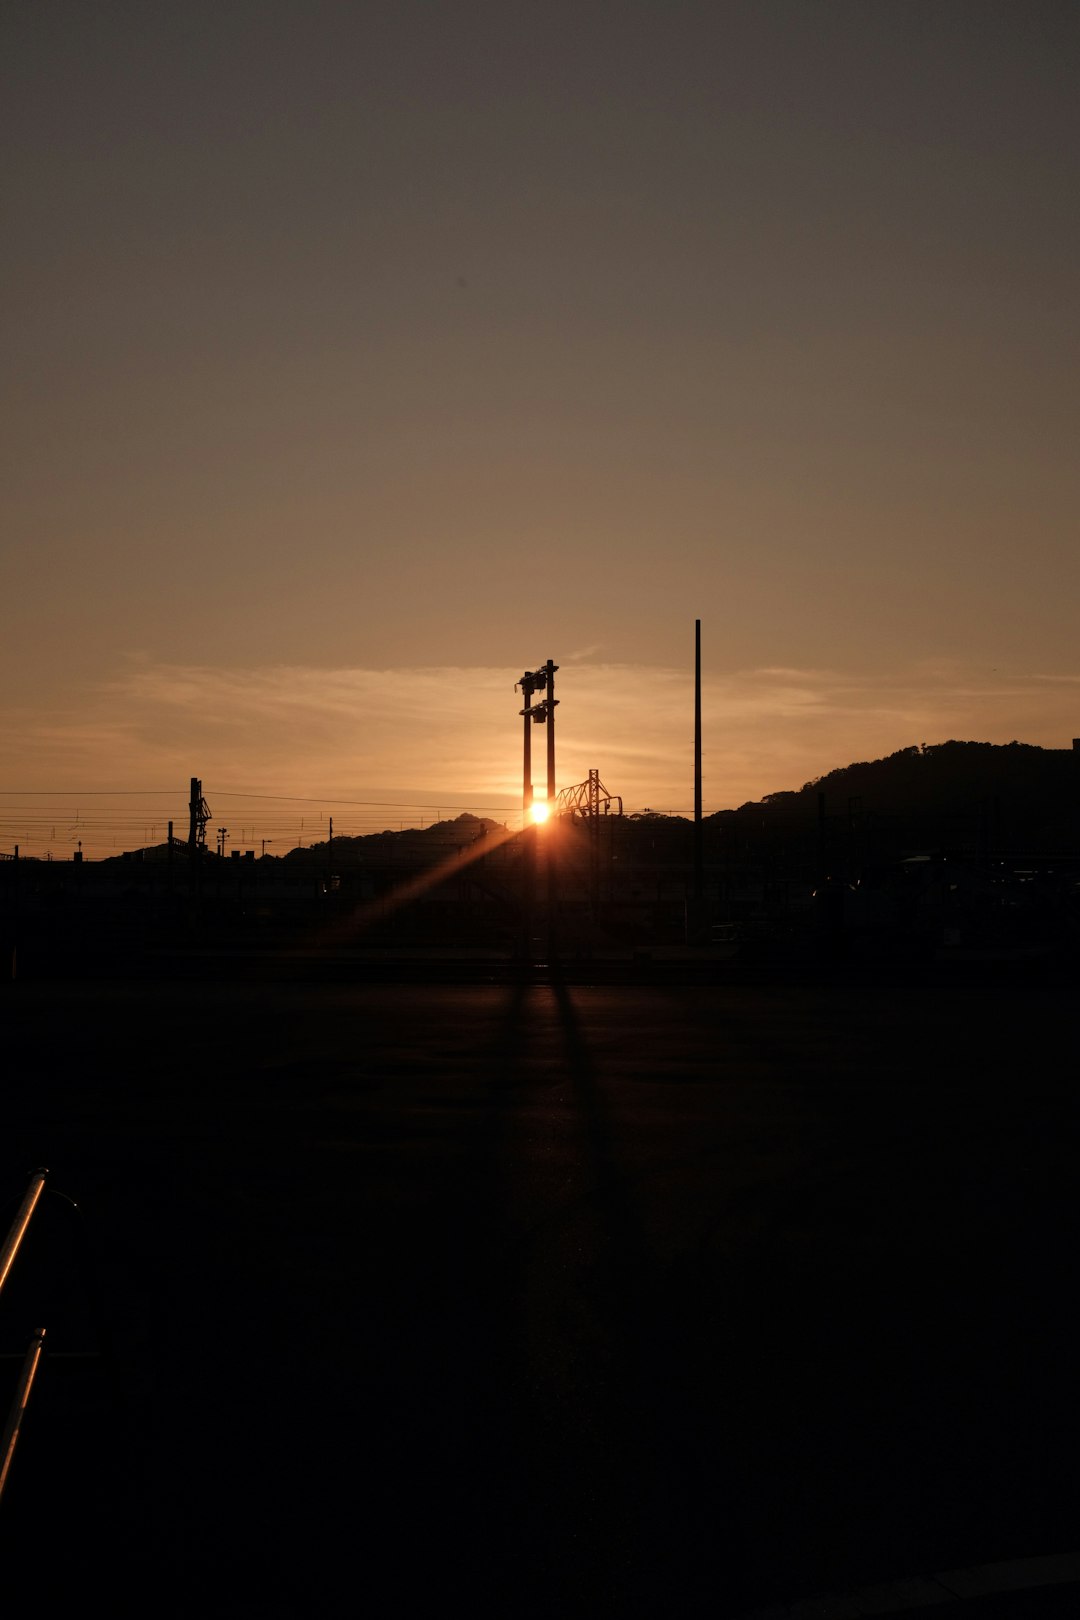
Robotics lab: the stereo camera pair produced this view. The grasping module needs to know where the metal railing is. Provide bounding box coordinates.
[0,1168,49,1505]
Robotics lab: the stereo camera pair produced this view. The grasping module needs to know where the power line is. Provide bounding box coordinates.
[0,788,517,810]
[0,790,181,796]
[0,785,523,859]
[212,791,517,810]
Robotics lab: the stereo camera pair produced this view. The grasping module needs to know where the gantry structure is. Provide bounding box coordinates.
[515,660,559,821]
[555,771,622,820]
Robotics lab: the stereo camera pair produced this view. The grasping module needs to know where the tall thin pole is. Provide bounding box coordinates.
[545,659,557,805]
[544,659,558,960]
[694,619,703,903]
[188,777,200,914]
[522,686,533,821]
[589,769,600,917]
[518,675,535,958]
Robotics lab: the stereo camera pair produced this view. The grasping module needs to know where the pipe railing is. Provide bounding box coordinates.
[0,1329,45,1501]
[0,1168,50,1506]
[0,1169,47,1302]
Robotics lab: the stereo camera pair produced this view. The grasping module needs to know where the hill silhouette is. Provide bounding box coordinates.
[709,740,1080,862]
[582,742,1080,870]
[11,743,1080,967]
[284,811,507,863]
[90,744,1079,869]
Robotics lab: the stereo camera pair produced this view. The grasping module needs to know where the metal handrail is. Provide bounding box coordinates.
[0,1329,45,1501]
[0,1169,50,1506]
[0,1169,47,1302]
[0,1168,102,1506]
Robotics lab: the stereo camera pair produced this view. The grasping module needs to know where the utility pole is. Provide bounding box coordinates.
[188,777,210,919]
[517,672,536,821]
[543,659,559,955]
[694,619,703,907]
[544,658,558,806]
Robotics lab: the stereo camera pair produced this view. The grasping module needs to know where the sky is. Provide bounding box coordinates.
[3,0,1079,856]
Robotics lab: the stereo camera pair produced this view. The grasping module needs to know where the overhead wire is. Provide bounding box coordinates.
[0,783,522,857]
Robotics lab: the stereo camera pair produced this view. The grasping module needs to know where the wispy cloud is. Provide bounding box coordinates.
[2,658,1078,854]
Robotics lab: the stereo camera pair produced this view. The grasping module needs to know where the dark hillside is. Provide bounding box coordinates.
[708,741,1080,861]
[284,811,506,864]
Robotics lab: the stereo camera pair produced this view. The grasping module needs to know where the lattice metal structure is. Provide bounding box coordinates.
[556,770,622,820]
[188,777,211,853]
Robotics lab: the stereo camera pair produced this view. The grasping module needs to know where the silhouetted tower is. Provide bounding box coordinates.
[516,660,559,816]
[188,778,210,855]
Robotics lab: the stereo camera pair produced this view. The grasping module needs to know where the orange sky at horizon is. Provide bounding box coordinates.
[3,654,1079,859]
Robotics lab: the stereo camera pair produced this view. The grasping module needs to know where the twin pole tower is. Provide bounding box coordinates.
[516,659,559,821]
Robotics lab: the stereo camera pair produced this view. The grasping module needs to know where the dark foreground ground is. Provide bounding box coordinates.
[1,973,1077,1615]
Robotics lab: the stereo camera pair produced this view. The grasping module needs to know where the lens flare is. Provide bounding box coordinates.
[531,800,550,824]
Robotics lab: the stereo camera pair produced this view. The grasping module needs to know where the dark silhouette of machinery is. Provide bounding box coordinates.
[556,770,622,820]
